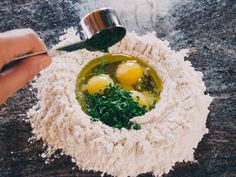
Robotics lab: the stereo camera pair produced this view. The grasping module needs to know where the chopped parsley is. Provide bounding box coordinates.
[94,58,106,75]
[86,84,146,130]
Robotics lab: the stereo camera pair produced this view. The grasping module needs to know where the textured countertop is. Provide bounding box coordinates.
[0,0,235,177]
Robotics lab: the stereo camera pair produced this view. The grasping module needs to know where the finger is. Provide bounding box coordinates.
[0,28,47,68]
[0,54,51,104]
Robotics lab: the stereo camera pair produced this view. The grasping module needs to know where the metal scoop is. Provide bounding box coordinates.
[1,8,126,71]
[59,8,126,52]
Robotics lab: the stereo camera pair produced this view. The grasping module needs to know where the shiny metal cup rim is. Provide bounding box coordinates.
[79,7,125,40]
[80,7,116,22]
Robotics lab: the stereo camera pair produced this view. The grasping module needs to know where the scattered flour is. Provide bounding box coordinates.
[27,30,213,177]
[74,0,193,33]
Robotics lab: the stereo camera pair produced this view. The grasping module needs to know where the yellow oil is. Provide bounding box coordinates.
[75,54,163,112]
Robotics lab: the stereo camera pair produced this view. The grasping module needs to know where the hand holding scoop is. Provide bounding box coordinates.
[1,8,126,72]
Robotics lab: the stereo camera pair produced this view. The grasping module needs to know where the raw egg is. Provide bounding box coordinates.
[131,91,150,108]
[116,60,143,86]
[87,74,114,94]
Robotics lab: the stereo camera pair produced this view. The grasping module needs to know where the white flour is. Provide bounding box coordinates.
[27,31,213,177]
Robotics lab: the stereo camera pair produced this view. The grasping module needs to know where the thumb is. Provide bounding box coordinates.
[0,55,51,104]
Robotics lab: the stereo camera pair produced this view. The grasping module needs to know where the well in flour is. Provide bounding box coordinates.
[27,31,213,177]
[75,53,163,130]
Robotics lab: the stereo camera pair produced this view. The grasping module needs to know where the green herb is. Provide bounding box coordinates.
[131,122,141,130]
[86,84,145,130]
[136,72,156,92]
[95,58,106,75]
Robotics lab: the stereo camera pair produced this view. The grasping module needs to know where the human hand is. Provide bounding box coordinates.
[0,29,52,105]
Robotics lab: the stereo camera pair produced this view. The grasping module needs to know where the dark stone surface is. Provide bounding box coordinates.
[0,0,235,177]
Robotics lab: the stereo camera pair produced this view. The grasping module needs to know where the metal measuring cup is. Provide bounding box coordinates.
[1,8,126,72]
[61,7,126,52]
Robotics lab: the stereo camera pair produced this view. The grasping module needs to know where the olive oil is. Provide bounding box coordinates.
[76,54,163,113]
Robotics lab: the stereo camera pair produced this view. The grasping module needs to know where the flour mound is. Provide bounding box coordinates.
[27,32,213,177]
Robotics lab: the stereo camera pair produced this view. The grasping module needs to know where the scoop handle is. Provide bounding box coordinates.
[56,40,87,52]
[14,50,50,60]
[2,38,87,62]
[0,40,87,72]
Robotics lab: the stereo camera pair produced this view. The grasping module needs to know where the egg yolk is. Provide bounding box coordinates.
[116,60,143,86]
[131,91,149,108]
[87,74,114,94]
